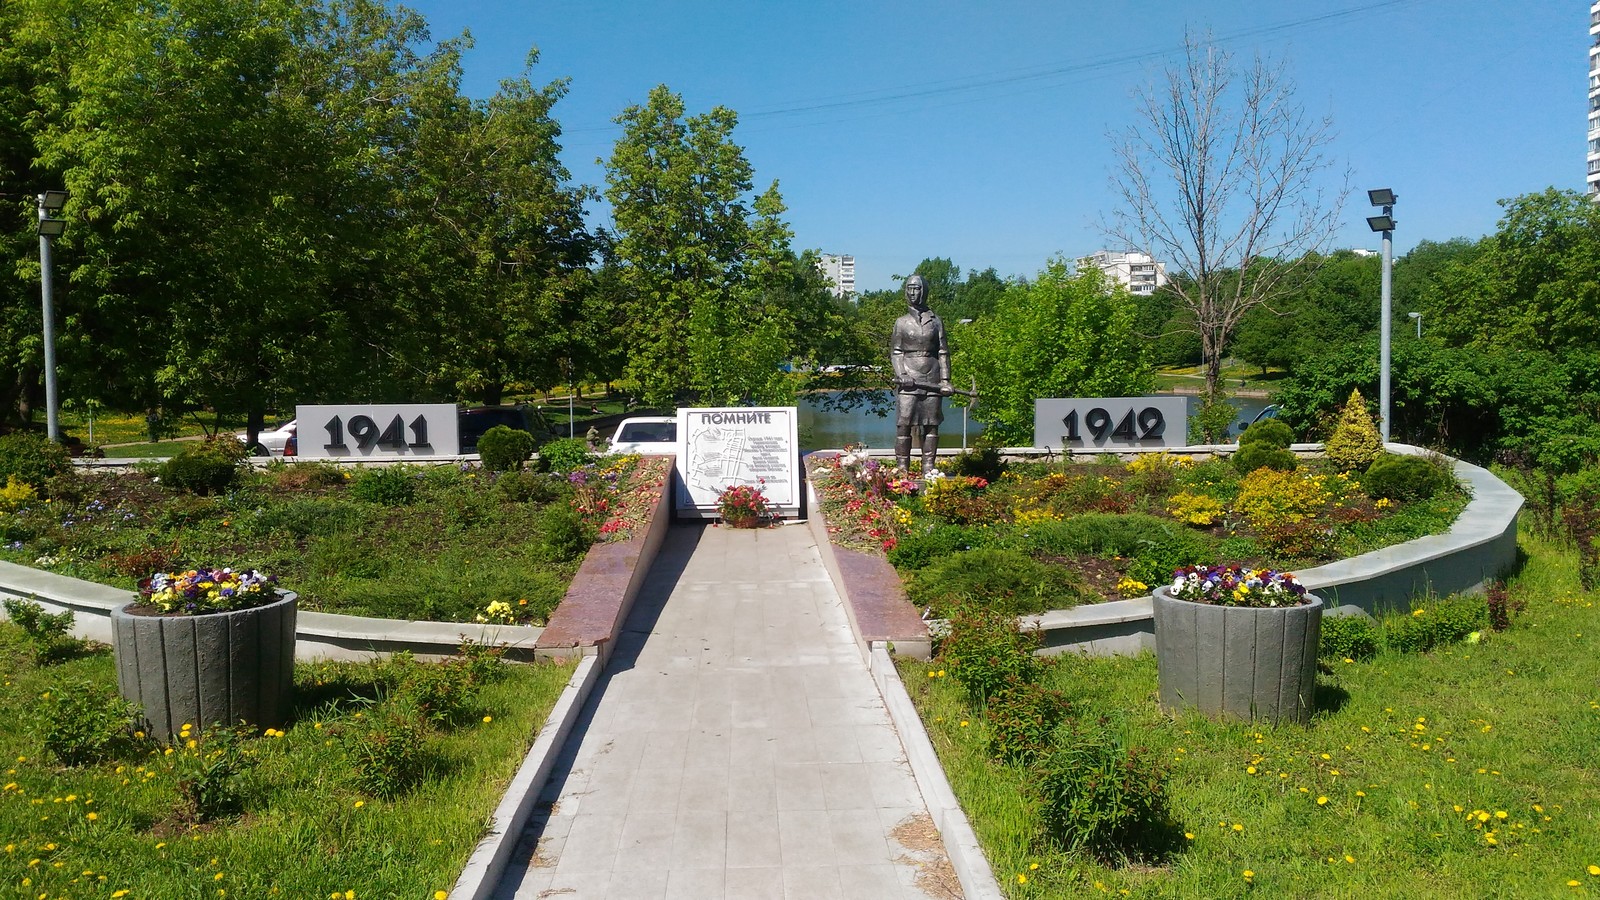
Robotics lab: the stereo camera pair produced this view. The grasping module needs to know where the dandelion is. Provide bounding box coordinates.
[483,715,493,724]
[1317,796,1329,806]
[1017,874,1027,885]
[1232,823,1244,832]
[1243,870,1255,880]
[436,893,448,900]
[1344,854,1355,863]
[1589,864,1600,876]
[86,812,98,821]
[353,801,364,809]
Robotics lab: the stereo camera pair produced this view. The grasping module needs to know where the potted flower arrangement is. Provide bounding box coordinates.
[1152,564,1323,725]
[717,481,772,528]
[112,567,296,740]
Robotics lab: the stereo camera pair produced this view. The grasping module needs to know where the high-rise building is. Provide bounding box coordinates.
[1082,249,1168,296]
[1590,2,1600,198]
[817,254,856,299]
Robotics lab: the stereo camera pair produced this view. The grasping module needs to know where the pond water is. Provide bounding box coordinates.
[797,391,1274,452]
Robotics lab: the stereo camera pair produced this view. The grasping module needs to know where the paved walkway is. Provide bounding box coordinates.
[495,523,957,900]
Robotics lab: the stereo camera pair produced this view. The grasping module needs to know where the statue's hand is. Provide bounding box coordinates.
[938,380,954,396]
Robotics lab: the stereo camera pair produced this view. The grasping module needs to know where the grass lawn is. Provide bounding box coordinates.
[903,532,1600,898]
[1152,362,1287,396]
[0,622,576,898]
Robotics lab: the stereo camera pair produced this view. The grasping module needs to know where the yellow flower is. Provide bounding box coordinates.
[1589,864,1600,876]
[1317,796,1329,806]
[354,800,364,809]
[113,892,130,898]
[1017,874,1027,884]
[483,715,493,724]
[215,872,225,881]
[1243,870,1255,880]
[86,812,98,821]
[1232,823,1244,832]
[959,720,969,727]
[1344,854,1355,863]
[436,893,448,900]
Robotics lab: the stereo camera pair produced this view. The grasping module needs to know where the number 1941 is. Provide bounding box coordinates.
[324,414,430,452]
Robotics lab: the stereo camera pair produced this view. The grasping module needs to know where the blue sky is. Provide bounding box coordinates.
[396,0,1581,292]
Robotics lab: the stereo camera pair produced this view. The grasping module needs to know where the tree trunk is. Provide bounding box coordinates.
[482,382,504,406]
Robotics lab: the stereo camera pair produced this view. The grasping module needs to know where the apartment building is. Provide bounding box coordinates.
[817,253,856,299]
[1082,249,1168,296]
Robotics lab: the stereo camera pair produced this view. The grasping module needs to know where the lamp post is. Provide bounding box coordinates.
[1408,311,1421,338]
[36,190,69,443]
[1366,189,1397,444]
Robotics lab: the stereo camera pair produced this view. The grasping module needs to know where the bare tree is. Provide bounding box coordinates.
[1108,34,1347,400]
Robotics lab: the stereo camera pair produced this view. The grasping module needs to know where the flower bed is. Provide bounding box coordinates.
[807,448,1469,618]
[0,454,670,627]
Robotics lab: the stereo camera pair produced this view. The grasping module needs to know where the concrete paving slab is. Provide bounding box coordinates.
[493,523,957,899]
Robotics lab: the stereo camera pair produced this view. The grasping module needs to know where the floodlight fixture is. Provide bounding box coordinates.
[1368,188,1397,207]
[36,217,66,237]
[38,190,69,213]
[1367,214,1396,232]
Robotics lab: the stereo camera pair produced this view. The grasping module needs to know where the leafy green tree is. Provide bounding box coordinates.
[958,259,1153,444]
[603,86,812,407]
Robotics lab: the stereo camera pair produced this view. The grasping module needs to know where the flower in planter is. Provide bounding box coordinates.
[717,481,772,526]
[139,568,279,615]
[1169,564,1309,608]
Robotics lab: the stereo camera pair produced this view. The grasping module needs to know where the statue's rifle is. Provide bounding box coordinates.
[899,378,979,399]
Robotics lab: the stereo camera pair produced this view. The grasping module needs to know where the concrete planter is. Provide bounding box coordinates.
[111,591,297,740]
[1152,586,1322,725]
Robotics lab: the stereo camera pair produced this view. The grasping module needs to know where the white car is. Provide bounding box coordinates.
[237,420,297,456]
[606,417,677,455]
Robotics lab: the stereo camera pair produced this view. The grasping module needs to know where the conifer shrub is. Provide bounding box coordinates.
[1324,389,1383,472]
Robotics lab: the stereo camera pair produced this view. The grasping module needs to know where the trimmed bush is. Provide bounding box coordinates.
[533,437,595,474]
[1126,525,1216,587]
[1232,441,1298,475]
[348,706,429,798]
[1320,613,1379,661]
[1038,724,1171,862]
[477,425,535,473]
[0,431,71,491]
[1239,418,1294,449]
[1325,388,1382,472]
[941,445,1006,482]
[1363,453,1451,501]
[908,548,1091,617]
[158,444,240,495]
[537,499,592,562]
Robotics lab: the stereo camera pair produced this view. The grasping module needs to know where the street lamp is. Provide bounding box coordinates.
[1367,188,1396,444]
[37,190,69,443]
[1407,311,1421,338]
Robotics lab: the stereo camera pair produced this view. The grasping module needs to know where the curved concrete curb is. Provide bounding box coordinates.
[448,655,600,900]
[1025,444,1522,654]
[870,646,1003,900]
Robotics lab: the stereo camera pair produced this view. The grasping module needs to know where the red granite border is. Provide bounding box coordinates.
[534,457,674,661]
[804,453,931,660]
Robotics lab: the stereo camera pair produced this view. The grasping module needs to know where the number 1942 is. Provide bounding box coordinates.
[1062,407,1166,443]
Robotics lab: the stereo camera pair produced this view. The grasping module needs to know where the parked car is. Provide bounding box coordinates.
[605,417,678,455]
[458,405,552,454]
[236,420,297,457]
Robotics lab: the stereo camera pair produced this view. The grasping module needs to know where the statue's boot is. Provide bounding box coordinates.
[922,432,940,477]
[895,436,913,473]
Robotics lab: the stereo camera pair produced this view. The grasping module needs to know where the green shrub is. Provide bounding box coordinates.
[1188,394,1237,445]
[1016,513,1169,558]
[159,445,240,495]
[0,431,71,492]
[349,466,418,506]
[941,446,1006,482]
[33,678,141,767]
[537,500,592,562]
[936,602,1044,704]
[477,425,535,473]
[173,725,253,824]
[3,598,85,665]
[1383,594,1488,653]
[908,548,1090,617]
[348,706,429,799]
[533,437,594,474]
[1324,388,1382,472]
[1320,613,1379,661]
[386,654,480,726]
[886,523,993,571]
[1239,418,1294,449]
[1126,525,1216,587]
[493,470,568,504]
[1232,442,1298,475]
[1363,453,1450,501]
[985,680,1070,768]
[266,461,348,490]
[1037,724,1171,861]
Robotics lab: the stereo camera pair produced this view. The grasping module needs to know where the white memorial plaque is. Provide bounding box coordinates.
[1033,396,1189,450]
[675,407,800,518]
[296,404,459,458]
